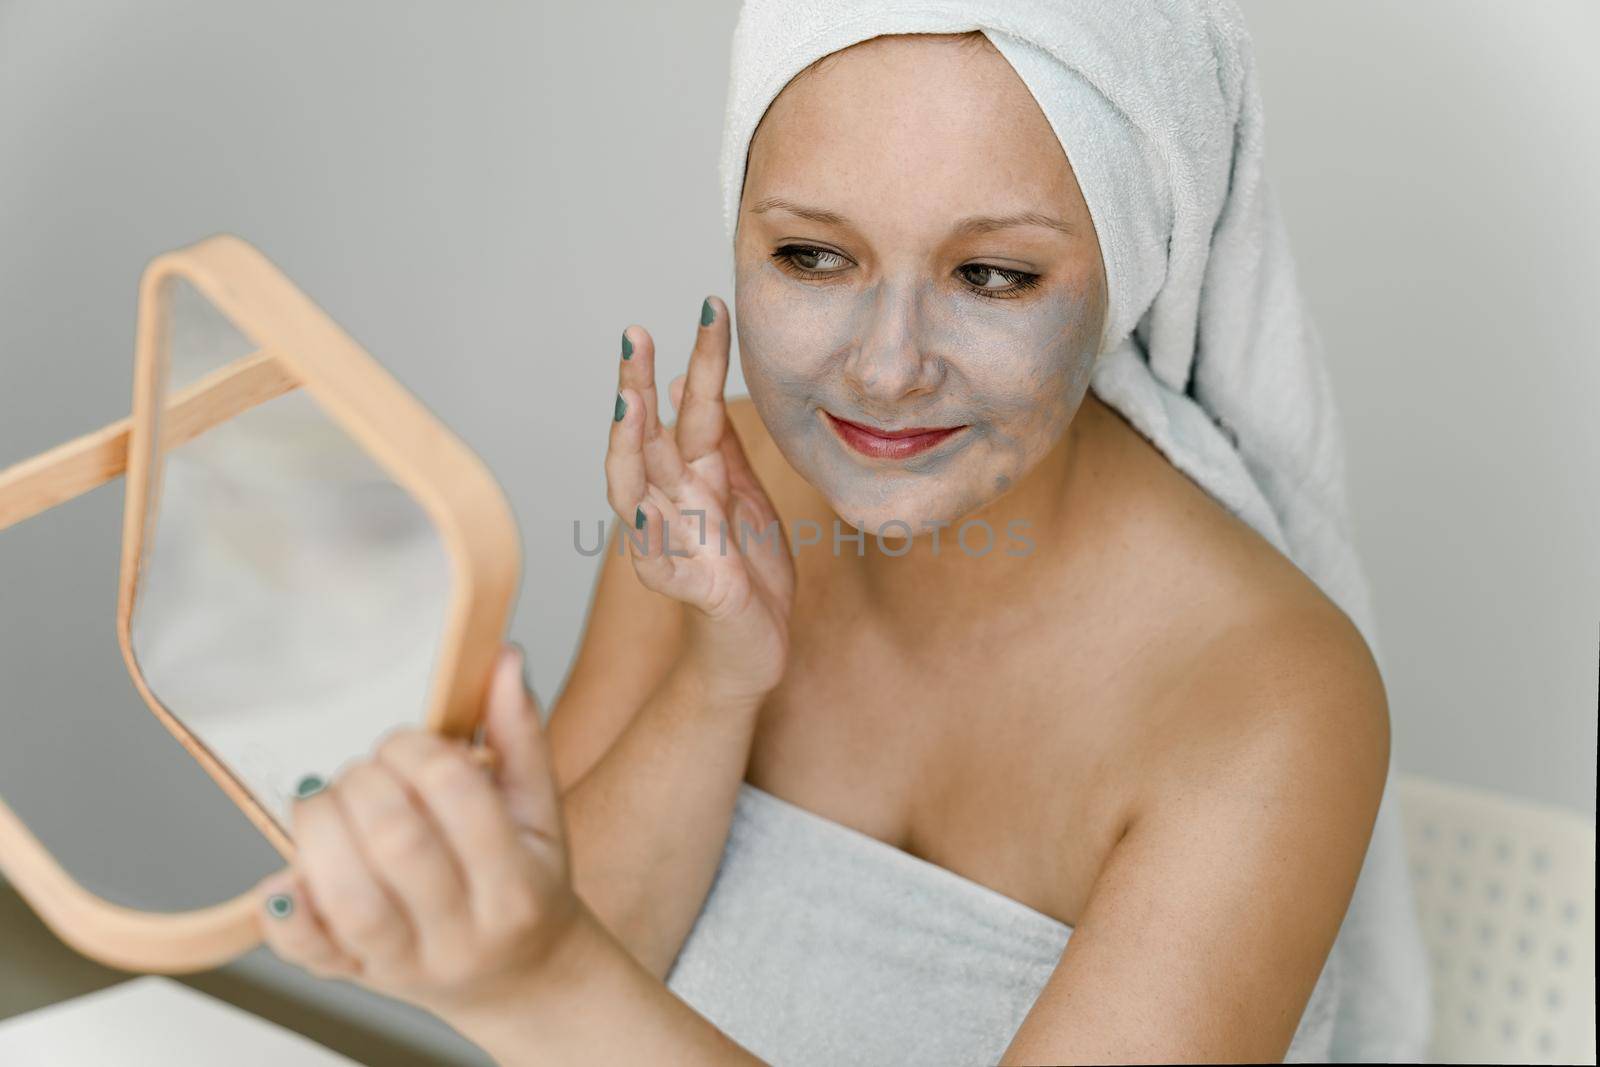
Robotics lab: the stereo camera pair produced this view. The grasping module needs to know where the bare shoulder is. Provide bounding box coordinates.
[724,395,822,527]
[1002,407,1394,1058]
[1006,552,1393,1063]
[724,394,767,448]
[1186,594,1390,782]
[723,395,773,480]
[1134,549,1393,869]
[1083,391,1391,823]
[725,395,778,477]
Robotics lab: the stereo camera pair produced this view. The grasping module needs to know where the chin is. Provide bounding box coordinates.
[822,482,994,544]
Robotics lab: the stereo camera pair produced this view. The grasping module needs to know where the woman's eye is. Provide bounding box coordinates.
[958,264,1042,299]
[772,245,851,275]
[771,246,1040,300]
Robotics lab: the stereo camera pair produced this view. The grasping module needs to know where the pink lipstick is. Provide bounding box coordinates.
[824,411,967,460]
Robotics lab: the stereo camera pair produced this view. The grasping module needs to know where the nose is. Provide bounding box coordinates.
[841,278,943,407]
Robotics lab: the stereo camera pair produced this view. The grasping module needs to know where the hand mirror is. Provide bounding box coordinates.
[0,235,521,972]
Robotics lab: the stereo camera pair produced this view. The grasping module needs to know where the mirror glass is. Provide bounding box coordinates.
[0,478,281,915]
[127,279,453,833]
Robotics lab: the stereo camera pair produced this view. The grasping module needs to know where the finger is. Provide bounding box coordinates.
[667,373,687,414]
[290,782,415,967]
[676,295,731,464]
[487,645,564,850]
[622,495,677,591]
[618,324,692,496]
[331,758,473,956]
[255,869,362,981]
[617,326,661,437]
[375,729,531,923]
[605,385,648,520]
[605,382,690,594]
[604,400,705,594]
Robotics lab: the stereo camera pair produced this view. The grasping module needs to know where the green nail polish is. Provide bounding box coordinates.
[266,893,294,919]
[634,506,645,530]
[700,299,715,327]
[621,331,633,360]
[294,774,326,799]
[613,393,627,422]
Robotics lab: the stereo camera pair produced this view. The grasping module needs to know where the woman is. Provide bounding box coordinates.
[252,3,1429,1063]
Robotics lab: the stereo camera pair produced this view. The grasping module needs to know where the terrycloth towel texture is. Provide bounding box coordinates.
[711,0,1432,1060]
[666,784,1344,1064]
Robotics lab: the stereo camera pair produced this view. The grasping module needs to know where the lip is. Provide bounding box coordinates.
[824,410,968,460]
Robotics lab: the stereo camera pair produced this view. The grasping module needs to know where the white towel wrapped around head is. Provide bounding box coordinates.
[718,0,1432,1060]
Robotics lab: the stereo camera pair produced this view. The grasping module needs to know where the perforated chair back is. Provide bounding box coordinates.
[1398,773,1596,1064]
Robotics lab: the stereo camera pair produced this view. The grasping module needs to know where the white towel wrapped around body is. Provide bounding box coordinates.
[707,0,1432,1060]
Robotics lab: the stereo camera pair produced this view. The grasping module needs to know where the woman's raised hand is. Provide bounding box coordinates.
[607,298,795,706]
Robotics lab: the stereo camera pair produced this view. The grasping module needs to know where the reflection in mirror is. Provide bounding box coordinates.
[128,285,452,834]
[0,479,281,913]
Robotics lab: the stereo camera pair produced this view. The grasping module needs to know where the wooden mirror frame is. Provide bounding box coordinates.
[0,234,521,972]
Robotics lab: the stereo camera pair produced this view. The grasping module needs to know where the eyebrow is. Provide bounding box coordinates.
[748,196,1077,238]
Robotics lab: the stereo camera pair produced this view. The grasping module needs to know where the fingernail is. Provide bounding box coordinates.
[634,505,645,530]
[508,641,532,691]
[265,893,294,920]
[293,774,326,799]
[700,298,715,327]
[613,392,627,422]
[621,330,633,360]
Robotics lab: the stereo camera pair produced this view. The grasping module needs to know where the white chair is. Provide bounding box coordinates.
[1398,773,1596,1064]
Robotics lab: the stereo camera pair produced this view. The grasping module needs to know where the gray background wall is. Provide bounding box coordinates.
[2,0,1595,1060]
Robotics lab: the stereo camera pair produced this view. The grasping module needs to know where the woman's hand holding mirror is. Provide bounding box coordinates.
[253,645,592,1025]
[607,298,795,707]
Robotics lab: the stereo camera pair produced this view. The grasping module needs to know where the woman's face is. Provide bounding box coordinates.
[734,32,1108,537]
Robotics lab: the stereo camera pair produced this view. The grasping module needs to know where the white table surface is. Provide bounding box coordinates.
[0,975,364,1066]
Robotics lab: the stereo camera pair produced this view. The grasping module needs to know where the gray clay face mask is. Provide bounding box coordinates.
[730,31,1110,540]
[734,250,1102,537]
